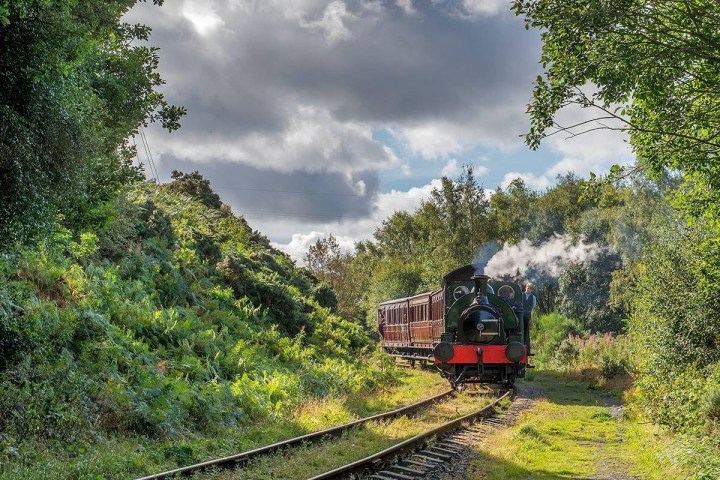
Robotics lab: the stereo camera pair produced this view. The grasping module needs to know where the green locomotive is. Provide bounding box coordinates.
[378,264,528,386]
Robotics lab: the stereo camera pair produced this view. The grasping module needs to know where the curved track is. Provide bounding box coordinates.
[133,389,454,480]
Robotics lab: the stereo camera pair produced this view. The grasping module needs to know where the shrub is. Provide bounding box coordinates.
[554,338,579,369]
[629,226,720,432]
[540,330,634,381]
[702,385,720,427]
[530,312,580,367]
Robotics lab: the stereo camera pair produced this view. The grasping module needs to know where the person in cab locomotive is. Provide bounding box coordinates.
[523,283,537,355]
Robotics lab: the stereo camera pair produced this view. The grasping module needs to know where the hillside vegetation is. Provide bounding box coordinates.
[0,1,389,466]
[0,179,388,456]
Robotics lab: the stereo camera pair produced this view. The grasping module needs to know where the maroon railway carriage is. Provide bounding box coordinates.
[377,265,528,386]
[377,291,444,360]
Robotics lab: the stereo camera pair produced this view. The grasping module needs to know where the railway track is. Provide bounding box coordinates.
[133,389,454,480]
[305,389,515,480]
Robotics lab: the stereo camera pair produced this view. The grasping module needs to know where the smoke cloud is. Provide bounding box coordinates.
[479,234,604,281]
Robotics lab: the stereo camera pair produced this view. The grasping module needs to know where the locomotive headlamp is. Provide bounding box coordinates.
[505,342,525,363]
[434,342,455,363]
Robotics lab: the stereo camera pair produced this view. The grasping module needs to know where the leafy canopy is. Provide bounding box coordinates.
[0,0,185,245]
[513,0,720,220]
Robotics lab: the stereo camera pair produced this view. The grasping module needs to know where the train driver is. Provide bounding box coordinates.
[523,283,537,355]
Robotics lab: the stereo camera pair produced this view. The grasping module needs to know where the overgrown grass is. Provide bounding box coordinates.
[530,313,634,391]
[0,369,447,479]
[626,421,720,480]
[206,385,496,480]
[466,373,632,479]
[466,372,720,480]
[523,313,720,480]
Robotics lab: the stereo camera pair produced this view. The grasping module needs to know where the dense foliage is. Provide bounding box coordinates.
[0,3,392,473]
[512,0,720,221]
[514,0,720,435]
[309,168,670,335]
[0,181,387,451]
[0,0,184,245]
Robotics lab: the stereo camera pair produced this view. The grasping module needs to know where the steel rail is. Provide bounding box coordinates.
[133,389,454,480]
[305,389,513,480]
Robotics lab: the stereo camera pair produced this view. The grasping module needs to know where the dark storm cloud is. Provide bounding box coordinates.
[155,156,380,220]
[126,0,541,225]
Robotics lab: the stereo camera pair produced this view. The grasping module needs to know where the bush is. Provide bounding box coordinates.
[530,312,581,367]
[629,226,720,432]
[554,338,579,368]
[702,385,720,428]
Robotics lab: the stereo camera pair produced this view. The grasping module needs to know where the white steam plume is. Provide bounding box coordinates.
[480,234,604,280]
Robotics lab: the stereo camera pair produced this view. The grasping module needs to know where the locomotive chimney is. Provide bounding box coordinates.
[471,274,490,304]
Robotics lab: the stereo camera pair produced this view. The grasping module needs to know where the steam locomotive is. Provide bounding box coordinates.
[377,264,528,387]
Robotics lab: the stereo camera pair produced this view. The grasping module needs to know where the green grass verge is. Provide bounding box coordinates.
[466,372,631,479]
[205,385,497,479]
[0,368,447,480]
[465,371,720,480]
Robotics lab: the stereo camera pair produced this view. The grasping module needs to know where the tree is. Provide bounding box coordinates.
[305,235,377,325]
[373,211,428,262]
[529,174,594,243]
[0,0,185,246]
[513,0,720,221]
[488,178,535,244]
[305,234,344,288]
[513,0,720,431]
[422,165,492,268]
[557,253,624,332]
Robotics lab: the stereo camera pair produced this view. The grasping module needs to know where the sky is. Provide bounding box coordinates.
[125,0,633,263]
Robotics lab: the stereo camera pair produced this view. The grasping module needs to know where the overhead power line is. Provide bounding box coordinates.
[213,185,432,200]
[138,126,160,183]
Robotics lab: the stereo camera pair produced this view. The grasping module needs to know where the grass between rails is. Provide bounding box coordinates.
[200,384,502,480]
[465,372,720,480]
[0,368,447,480]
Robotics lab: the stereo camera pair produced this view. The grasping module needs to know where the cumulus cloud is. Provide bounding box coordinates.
[395,0,417,15]
[499,101,634,190]
[125,0,629,259]
[272,231,357,264]
[299,1,355,44]
[474,165,490,176]
[442,159,460,177]
[182,3,224,35]
[151,106,398,174]
[127,0,542,174]
[271,178,443,262]
[500,171,551,190]
[458,0,512,18]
